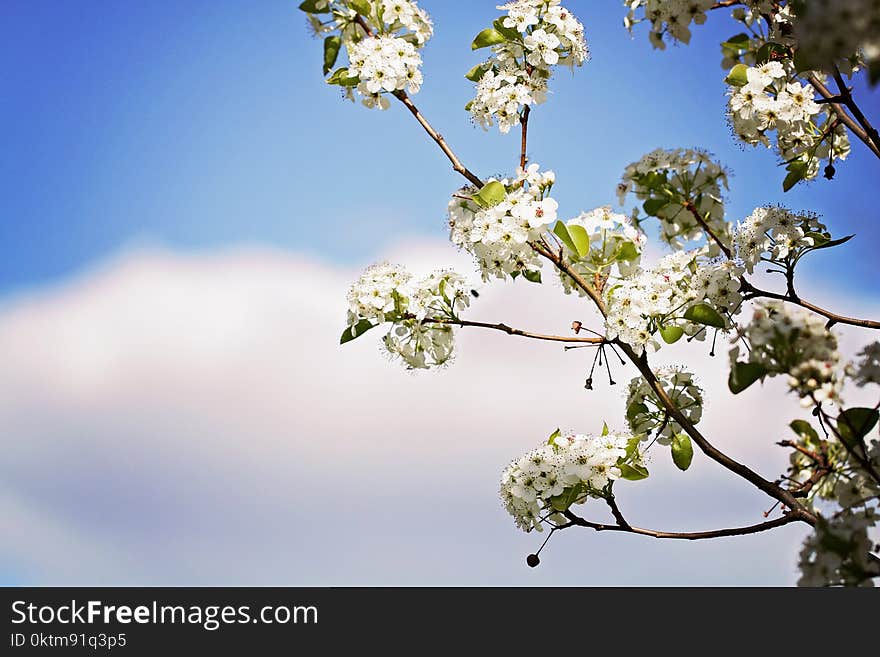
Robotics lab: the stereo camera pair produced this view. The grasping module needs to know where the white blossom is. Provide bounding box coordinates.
[467,1,588,132]
[733,206,828,273]
[500,429,640,532]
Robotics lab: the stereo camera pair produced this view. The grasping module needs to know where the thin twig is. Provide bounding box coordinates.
[742,282,880,330]
[352,13,484,187]
[520,105,531,171]
[683,200,732,258]
[805,73,880,160]
[422,318,604,344]
[562,508,805,540]
[832,65,880,155]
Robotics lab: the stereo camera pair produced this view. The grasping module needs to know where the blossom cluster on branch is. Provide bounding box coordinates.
[465,0,588,133]
[345,263,473,369]
[623,0,878,189]
[301,0,433,109]
[499,428,642,532]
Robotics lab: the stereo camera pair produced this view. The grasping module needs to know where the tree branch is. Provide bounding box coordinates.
[805,73,880,160]
[831,65,880,155]
[618,342,815,520]
[351,13,484,187]
[679,202,880,330]
[422,318,604,344]
[563,508,806,540]
[683,200,732,258]
[742,282,880,330]
[520,105,531,171]
[530,241,607,316]
[392,90,485,188]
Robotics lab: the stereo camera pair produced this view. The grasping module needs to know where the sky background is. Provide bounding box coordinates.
[1,1,878,585]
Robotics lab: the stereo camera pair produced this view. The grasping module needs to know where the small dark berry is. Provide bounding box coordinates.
[824,164,836,180]
[526,553,540,568]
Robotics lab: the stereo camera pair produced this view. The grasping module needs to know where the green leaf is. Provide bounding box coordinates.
[547,428,561,445]
[728,361,768,394]
[616,241,640,261]
[626,402,649,423]
[323,36,342,75]
[602,422,610,437]
[671,433,694,471]
[340,319,376,345]
[567,224,592,258]
[642,197,668,216]
[659,324,684,344]
[783,160,808,192]
[725,63,749,87]
[837,408,880,448]
[618,463,649,481]
[553,221,578,255]
[624,436,642,460]
[349,0,371,16]
[472,180,506,207]
[789,419,818,443]
[522,269,542,283]
[549,485,583,512]
[471,28,506,50]
[492,18,521,42]
[298,0,330,13]
[683,303,726,328]
[464,62,490,82]
[721,33,751,50]
[326,67,359,87]
[805,232,854,251]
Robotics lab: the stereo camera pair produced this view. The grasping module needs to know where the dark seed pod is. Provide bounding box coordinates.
[526,553,540,568]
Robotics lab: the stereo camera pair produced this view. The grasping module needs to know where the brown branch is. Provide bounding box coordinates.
[683,200,732,258]
[563,508,805,540]
[742,282,880,330]
[530,241,607,316]
[351,14,483,186]
[806,73,880,160]
[680,200,880,330]
[392,90,485,188]
[832,65,880,155]
[618,342,815,521]
[710,1,743,8]
[422,318,604,344]
[520,105,531,171]
[604,495,631,529]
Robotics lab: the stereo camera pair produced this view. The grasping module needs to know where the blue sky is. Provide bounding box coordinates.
[1,1,878,586]
[2,0,878,295]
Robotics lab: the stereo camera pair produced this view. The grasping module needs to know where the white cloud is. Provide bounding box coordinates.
[0,242,876,584]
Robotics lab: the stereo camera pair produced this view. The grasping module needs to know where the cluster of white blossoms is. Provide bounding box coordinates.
[448,164,557,281]
[605,250,743,353]
[499,429,638,532]
[301,0,433,110]
[556,206,647,296]
[617,148,731,254]
[733,205,828,273]
[622,0,715,49]
[730,301,844,406]
[347,36,424,105]
[466,1,588,133]
[792,0,880,76]
[854,342,880,386]
[727,60,850,180]
[345,263,472,369]
[798,508,879,587]
[626,367,704,444]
